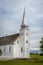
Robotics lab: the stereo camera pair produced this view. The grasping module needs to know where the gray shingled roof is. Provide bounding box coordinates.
[0,33,19,45]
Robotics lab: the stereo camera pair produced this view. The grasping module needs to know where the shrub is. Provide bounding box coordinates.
[40,53,43,56]
[0,49,2,56]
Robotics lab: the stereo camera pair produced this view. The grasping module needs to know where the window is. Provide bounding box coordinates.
[17,40,19,44]
[21,47,23,52]
[26,40,28,43]
[9,46,11,53]
[21,32,24,36]
[26,33,28,36]
[4,47,5,53]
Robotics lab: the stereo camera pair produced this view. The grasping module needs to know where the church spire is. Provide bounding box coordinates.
[21,7,28,27]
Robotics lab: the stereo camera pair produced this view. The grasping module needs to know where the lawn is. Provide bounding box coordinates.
[0,59,43,65]
[0,54,43,65]
[30,54,43,60]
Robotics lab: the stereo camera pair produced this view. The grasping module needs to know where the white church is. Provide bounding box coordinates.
[0,9,30,59]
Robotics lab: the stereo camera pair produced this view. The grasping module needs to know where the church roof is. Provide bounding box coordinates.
[0,33,19,45]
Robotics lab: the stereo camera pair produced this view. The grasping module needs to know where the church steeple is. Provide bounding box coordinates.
[21,8,28,28]
[20,8,30,58]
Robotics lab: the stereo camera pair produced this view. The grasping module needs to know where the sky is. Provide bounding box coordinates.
[0,0,43,50]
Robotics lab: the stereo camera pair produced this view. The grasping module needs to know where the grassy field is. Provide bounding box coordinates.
[30,54,43,60]
[0,54,43,65]
[0,60,43,65]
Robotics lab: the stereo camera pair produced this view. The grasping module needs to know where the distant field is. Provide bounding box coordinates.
[0,54,43,65]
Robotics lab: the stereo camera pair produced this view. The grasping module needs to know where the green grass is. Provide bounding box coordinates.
[30,54,43,60]
[0,60,43,65]
[0,55,43,65]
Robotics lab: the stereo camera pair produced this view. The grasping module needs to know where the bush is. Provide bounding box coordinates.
[0,49,2,56]
[40,53,43,56]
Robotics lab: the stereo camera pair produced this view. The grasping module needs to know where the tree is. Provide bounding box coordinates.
[0,49,2,56]
[40,38,43,56]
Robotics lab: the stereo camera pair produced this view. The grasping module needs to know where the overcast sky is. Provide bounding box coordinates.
[0,0,43,50]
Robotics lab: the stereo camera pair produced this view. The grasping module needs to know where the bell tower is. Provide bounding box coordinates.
[20,8,30,58]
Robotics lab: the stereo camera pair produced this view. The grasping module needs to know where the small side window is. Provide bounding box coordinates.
[26,40,28,43]
[21,47,23,52]
[17,40,19,44]
[26,33,28,36]
[4,47,5,53]
[9,46,11,53]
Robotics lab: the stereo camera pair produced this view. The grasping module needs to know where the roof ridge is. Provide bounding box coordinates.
[0,33,19,38]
